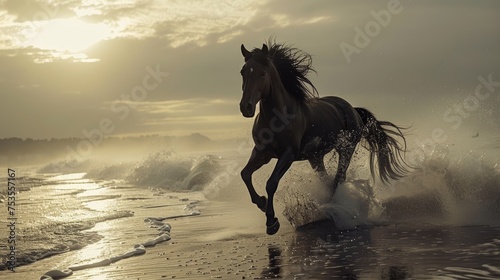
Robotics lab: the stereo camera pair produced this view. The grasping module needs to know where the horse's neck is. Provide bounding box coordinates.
[260,65,301,119]
[260,88,300,122]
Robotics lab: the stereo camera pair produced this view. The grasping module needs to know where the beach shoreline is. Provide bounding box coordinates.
[4,177,296,279]
[2,170,500,280]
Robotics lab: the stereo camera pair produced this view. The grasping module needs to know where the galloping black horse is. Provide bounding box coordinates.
[239,41,409,235]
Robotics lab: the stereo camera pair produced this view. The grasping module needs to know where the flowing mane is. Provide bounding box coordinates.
[249,41,319,101]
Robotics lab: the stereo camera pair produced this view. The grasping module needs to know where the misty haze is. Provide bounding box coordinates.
[1,1,499,279]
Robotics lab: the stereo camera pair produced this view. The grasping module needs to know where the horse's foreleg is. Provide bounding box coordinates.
[241,147,271,211]
[265,147,294,235]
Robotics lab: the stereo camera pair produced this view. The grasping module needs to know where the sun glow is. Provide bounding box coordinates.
[27,18,111,53]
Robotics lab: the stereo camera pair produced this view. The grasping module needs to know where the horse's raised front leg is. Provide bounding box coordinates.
[265,147,295,235]
[241,147,271,212]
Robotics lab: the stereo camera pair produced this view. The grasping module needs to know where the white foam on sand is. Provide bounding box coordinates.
[40,201,202,280]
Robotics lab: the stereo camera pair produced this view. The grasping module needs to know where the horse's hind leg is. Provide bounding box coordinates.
[308,155,328,178]
[241,147,271,211]
[332,131,359,192]
[332,147,355,192]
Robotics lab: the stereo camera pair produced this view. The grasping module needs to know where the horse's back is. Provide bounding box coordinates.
[306,96,363,130]
[296,96,363,159]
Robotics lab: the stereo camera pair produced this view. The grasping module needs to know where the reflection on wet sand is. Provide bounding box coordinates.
[278,219,500,279]
[286,219,413,279]
[260,245,282,278]
[381,266,412,280]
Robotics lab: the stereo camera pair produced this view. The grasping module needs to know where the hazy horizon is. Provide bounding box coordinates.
[1,0,499,143]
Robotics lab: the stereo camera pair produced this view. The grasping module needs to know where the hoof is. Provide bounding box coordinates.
[258,196,267,213]
[266,218,280,235]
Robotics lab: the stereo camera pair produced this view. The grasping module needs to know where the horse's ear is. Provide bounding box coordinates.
[241,44,251,58]
[261,44,268,55]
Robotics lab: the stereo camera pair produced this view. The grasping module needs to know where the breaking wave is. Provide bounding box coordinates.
[59,150,225,192]
[125,151,223,191]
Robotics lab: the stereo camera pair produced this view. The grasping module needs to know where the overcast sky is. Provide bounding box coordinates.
[1,0,499,141]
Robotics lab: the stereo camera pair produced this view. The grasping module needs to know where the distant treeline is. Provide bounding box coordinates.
[0,133,213,166]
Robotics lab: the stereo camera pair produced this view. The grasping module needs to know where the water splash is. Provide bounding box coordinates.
[383,144,500,225]
[277,143,500,229]
[278,177,381,230]
[322,180,382,229]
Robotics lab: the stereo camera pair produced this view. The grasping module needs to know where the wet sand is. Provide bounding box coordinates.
[4,179,500,280]
[5,181,295,280]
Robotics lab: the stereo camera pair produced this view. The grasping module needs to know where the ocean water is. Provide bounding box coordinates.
[1,143,499,279]
[0,173,134,270]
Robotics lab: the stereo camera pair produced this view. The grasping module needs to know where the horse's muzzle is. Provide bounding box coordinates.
[240,102,255,118]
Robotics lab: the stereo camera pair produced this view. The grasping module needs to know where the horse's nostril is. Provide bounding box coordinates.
[245,103,253,114]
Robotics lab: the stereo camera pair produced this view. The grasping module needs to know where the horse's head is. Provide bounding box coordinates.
[239,43,272,118]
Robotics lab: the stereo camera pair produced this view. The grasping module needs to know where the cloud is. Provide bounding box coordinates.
[107,98,241,128]
[1,1,500,140]
[150,1,261,47]
[1,0,77,22]
[105,98,238,116]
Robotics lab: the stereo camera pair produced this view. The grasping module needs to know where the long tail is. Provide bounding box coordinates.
[355,107,410,184]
